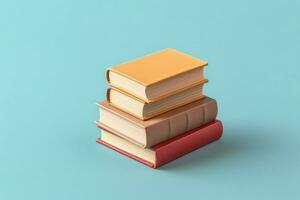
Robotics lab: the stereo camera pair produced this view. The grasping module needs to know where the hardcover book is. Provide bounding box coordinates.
[106,48,208,103]
[97,120,223,168]
[106,84,204,120]
[96,97,218,148]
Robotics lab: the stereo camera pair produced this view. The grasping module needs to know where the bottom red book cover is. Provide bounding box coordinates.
[97,120,223,168]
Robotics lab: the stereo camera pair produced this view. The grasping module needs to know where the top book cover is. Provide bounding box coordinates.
[106,48,208,103]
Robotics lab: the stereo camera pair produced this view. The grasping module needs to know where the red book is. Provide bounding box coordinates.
[96,120,223,168]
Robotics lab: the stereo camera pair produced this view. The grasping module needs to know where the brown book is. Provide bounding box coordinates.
[96,97,218,148]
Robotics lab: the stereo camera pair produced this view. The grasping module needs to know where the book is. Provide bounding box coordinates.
[106,84,204,120]
[106,48,208,103]
[96,97,218,148]
[97,120,223,168]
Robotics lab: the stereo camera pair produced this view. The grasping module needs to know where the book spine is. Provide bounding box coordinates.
[146,99,218,148]
[106,88,111,103]
[154,120,223,168]
[106,68,111,83]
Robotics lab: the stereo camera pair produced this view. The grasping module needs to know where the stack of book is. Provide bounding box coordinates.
[96,48,223,168]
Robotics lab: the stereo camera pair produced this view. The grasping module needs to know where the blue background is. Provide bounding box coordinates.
[1,0,299,199]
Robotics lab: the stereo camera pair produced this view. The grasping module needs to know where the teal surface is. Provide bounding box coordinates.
[1,0,299,199]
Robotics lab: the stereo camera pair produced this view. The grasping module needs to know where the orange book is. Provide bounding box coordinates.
[106,84,205,120]
[106,48,208,103]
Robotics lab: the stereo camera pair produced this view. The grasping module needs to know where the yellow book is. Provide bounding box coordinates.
[106,48,208,103]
